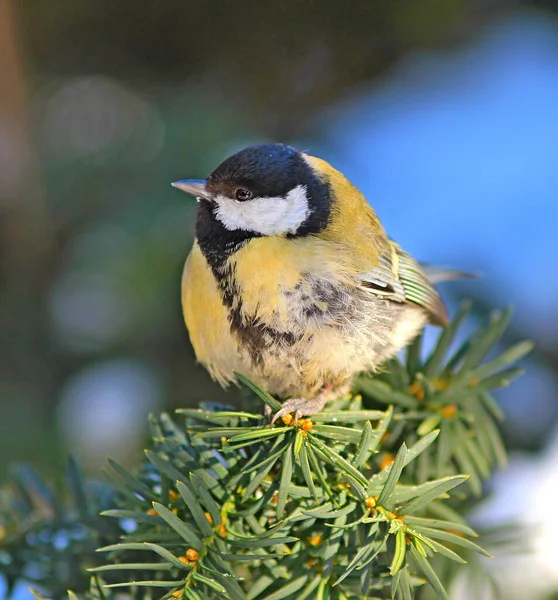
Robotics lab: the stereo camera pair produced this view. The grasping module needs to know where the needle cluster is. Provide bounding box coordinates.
[0,303,531,600]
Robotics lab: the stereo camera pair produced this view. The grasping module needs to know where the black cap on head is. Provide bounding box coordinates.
[207,144,301,198]
[206,143,331,235]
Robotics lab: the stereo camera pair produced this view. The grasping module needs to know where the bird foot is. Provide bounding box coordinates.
[271,392,329,425]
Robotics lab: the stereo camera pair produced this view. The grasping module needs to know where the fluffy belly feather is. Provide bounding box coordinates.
[182,243,427,399]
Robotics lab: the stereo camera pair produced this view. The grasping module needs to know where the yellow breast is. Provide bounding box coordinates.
[181,242,241,386]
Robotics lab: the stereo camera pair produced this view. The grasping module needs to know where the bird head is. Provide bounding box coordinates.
[172,143,331,237]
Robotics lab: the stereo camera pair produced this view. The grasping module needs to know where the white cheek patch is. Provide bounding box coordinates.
[214,185,310,236]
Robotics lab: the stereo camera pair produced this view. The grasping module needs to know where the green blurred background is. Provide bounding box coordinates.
[2,1,558,597]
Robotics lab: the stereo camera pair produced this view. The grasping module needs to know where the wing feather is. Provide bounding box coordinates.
[359,241,450,327]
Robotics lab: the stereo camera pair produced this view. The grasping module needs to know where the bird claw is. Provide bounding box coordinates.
[270,394,329,425]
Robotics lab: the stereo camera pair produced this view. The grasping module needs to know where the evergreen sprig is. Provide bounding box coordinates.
[0,461,122,598]
[0,305,532,599]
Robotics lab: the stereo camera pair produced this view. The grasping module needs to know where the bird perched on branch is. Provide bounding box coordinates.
[173,143,465,422]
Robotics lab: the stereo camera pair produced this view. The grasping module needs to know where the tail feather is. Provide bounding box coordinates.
[421,266,480,284]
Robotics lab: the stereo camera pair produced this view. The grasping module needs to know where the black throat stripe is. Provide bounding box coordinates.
[195,201,300,363]
[216,261,299,366]
[195,199,257,275]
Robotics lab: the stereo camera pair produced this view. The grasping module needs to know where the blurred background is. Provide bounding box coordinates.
[1,0,558,597]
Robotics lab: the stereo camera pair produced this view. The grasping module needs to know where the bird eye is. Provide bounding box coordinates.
[234,188,253,202]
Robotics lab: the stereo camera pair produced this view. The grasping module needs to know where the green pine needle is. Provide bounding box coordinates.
[0,307,531,600]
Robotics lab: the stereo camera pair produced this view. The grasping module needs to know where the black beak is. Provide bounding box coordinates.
[171,179,210,200]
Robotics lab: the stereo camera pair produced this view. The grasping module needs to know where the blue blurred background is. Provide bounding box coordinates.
[1,1,557,598]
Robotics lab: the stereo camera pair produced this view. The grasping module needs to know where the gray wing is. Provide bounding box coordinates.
[359,241,450,327]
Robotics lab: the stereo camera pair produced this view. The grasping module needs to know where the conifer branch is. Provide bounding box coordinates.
[0,305,532,599]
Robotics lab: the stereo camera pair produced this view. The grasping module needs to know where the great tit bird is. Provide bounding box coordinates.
[173,143,462,422]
